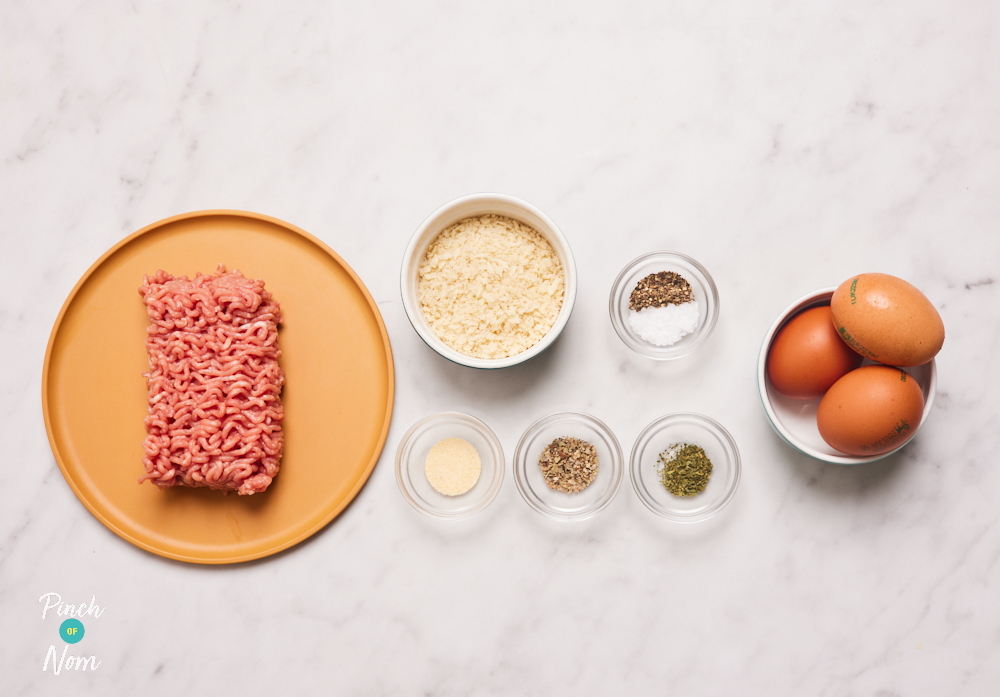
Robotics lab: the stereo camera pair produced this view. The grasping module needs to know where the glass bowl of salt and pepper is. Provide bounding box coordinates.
[609,251,719,360]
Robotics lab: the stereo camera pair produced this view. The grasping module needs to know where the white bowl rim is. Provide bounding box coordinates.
[400,192,578,370]
[394,410,505,519]
[756,287,938,465]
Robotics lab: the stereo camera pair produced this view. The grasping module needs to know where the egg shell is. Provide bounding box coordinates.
[817,365,924,456]
[766,305,864,399]
[830,273,944,367]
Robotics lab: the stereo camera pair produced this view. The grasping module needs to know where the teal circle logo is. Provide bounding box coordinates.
[59,619,85,644]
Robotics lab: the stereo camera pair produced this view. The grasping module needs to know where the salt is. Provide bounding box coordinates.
[628,301,700,346]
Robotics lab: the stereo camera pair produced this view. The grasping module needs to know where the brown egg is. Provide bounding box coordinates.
[817,365,924,456]
[830,273,944,367]
[767,306,864,399]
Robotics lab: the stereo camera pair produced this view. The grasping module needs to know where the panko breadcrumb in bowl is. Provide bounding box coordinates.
[400,194,577,369]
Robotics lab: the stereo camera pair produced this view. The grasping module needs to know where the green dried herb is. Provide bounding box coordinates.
[657,443,712,497]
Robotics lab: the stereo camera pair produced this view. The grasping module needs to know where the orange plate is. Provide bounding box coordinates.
[42,211,394,564]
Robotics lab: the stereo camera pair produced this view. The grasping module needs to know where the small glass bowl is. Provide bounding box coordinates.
[395,412,504,519]
[513,412,623,521]
[609,251,720,360]
[630,413,740,522]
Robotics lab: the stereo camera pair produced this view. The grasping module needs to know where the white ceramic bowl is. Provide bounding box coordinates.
[400,193,577,369]
[757,288,937,464]
[609,251,720,360]
[395,412,505,519]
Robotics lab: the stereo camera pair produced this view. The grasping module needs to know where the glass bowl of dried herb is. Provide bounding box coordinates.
[609,251,720,360]
[395,412,505,520]
[629,413,741,522]
[513,412,623,520]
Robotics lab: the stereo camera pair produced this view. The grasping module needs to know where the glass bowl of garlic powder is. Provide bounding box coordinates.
[395,412,505,519]
[609,251,720,360]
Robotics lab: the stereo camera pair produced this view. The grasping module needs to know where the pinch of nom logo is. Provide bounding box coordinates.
[39,592,104,675]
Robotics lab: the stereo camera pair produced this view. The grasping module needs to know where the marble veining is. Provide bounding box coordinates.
[3,1,1000,695]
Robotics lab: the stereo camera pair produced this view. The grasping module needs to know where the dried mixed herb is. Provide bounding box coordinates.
[538,436,598,493]
[629,271,694,311]
[657,443,713,497]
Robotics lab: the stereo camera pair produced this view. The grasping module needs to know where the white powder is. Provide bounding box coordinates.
[628,301,700,346]
[425,437,482,496]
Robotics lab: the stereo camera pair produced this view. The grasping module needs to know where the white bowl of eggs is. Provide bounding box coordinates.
[757,274,942,465]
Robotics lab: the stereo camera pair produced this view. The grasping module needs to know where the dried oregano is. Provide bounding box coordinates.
[538,437,598,493]
[657,443,712,497]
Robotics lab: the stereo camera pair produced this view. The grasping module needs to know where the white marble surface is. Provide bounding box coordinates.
[3,1,999,694]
